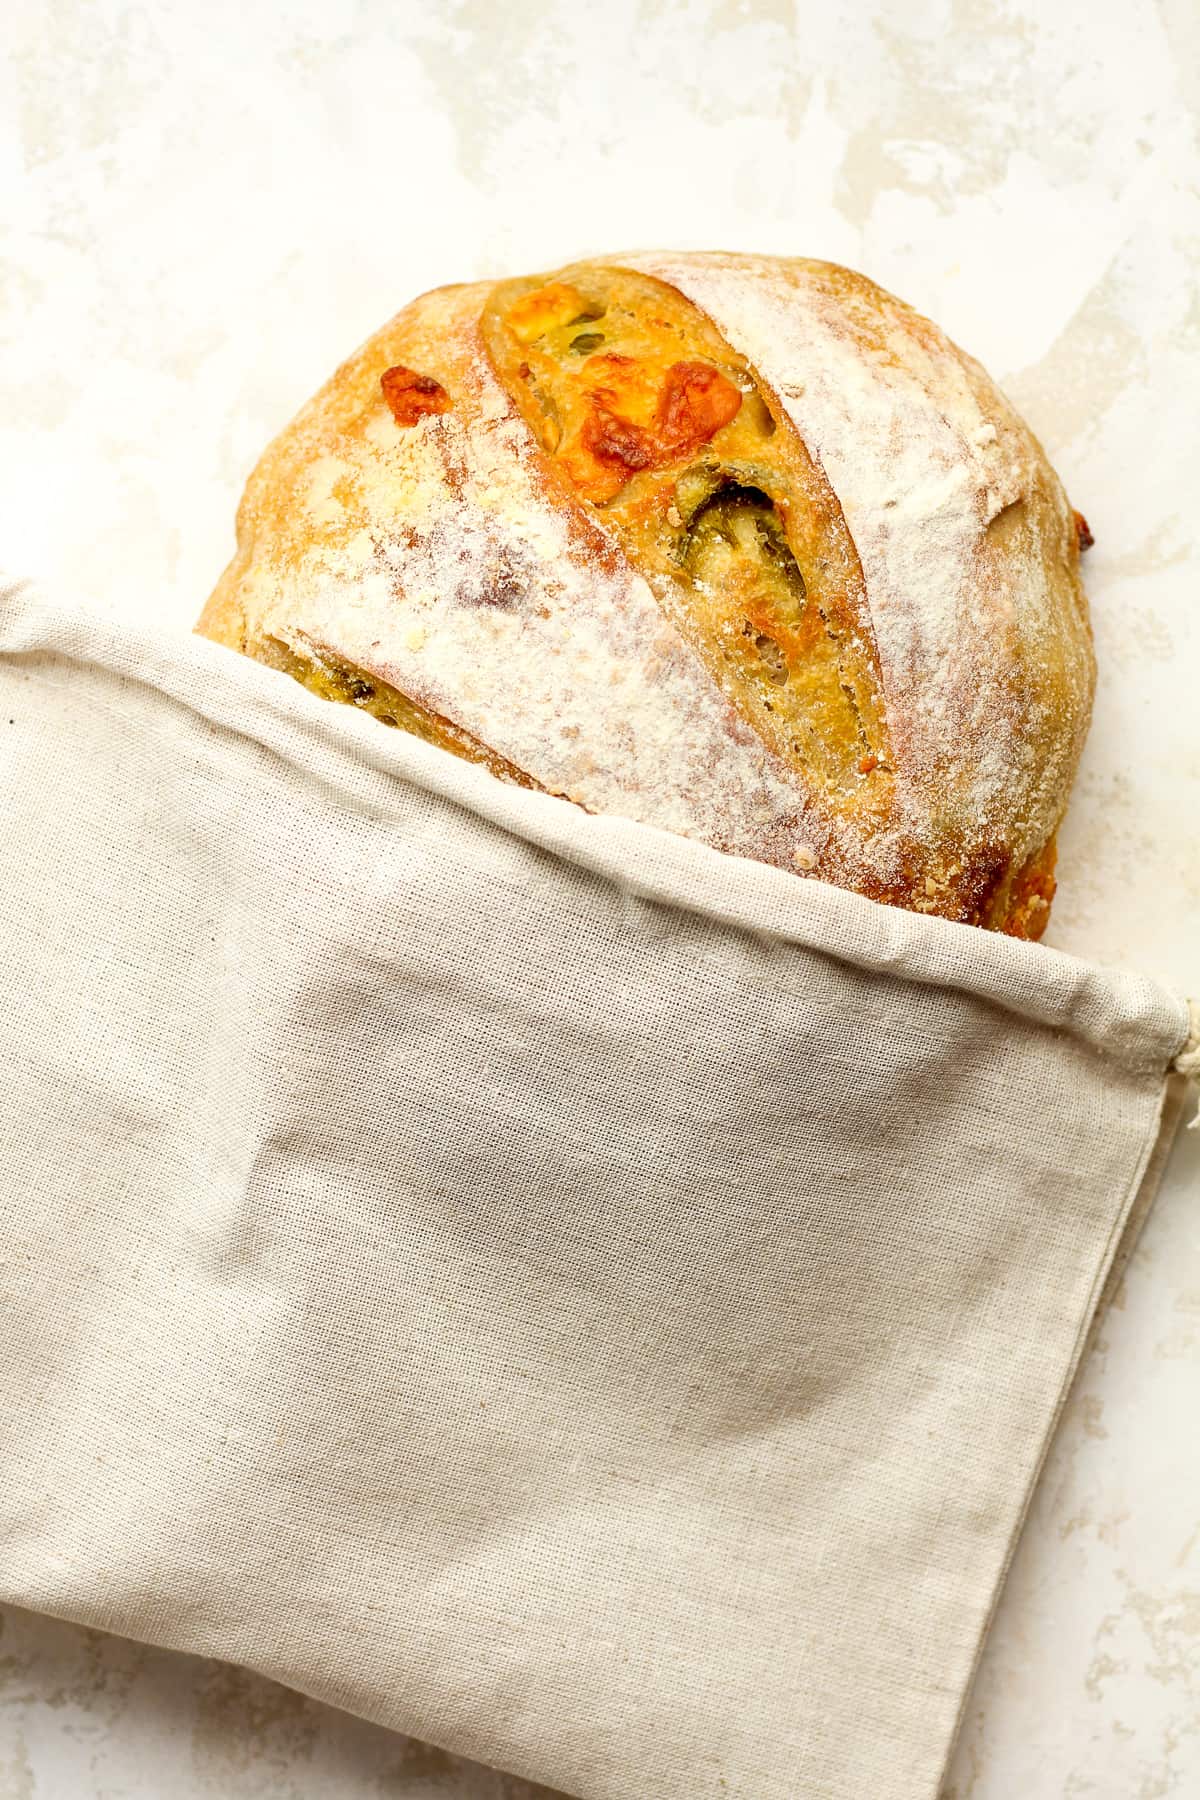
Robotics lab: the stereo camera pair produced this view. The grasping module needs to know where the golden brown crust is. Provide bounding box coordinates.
[197,255,1095,937]
[479,265,890,812]
[999,837,1058,942]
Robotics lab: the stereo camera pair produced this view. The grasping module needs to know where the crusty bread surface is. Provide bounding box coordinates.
[197,253,1095,937]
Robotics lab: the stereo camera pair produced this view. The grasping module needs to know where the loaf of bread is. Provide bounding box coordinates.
[197,253,1095,938]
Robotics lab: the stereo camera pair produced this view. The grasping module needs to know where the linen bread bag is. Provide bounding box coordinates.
[0,254,1194,1800]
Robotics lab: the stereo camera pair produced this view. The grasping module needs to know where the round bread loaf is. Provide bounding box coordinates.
[197,253,1095,938]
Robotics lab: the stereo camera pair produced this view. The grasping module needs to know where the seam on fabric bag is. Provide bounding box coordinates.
[937,1072,1186,1793]
[0,582,1191,1075]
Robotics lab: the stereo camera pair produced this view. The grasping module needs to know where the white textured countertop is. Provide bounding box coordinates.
[2,1,1197,1794]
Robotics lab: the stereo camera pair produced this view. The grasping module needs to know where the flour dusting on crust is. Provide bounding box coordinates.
[622,252,1094,881]
[197,256,1095,930]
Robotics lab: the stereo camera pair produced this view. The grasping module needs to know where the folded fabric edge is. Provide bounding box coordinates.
[0,576,1190,1077]
[937,1069,1190,1793]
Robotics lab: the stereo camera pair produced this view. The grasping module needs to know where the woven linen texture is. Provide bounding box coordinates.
[0,583,1188,1800]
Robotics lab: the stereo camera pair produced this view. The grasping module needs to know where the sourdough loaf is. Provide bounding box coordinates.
[197,254,1095,937]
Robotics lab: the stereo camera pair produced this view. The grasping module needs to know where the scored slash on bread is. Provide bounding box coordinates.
[196,253,1095,938]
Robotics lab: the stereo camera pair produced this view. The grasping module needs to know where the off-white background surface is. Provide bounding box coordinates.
[2,1,1198,1795]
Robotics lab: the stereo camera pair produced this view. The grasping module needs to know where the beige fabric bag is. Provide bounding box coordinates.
[0,581,1192,1800]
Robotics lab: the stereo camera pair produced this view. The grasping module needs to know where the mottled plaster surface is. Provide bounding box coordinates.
[2,0,1198,1794]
